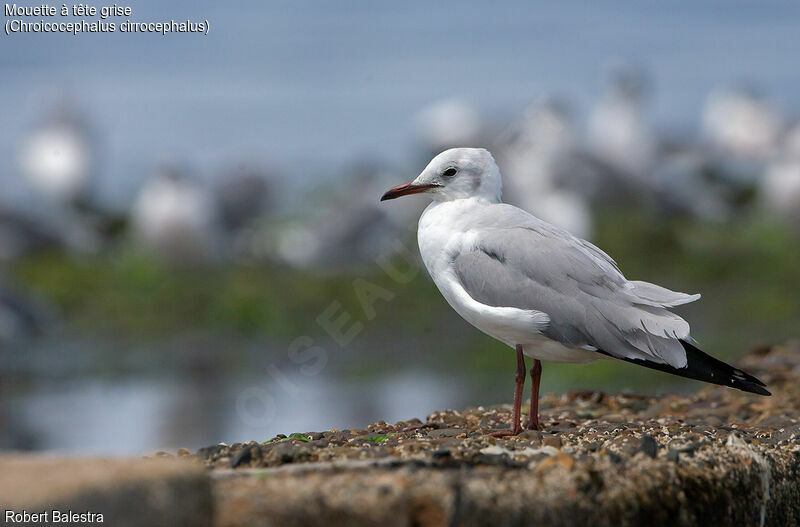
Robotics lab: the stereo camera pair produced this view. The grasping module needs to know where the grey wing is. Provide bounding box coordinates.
[451,224,699,368]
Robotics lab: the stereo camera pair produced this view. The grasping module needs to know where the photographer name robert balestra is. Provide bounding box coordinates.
[5,509,104,523]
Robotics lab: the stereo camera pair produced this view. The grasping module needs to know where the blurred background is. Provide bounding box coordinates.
[2,1,800,454]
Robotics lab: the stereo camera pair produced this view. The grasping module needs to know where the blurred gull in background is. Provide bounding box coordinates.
[18,101,96,207]
[131,165,221,263]
[498,98,593,239]
[4,100,105,260]
[702,86,783,162]
[414,98,484,157]
[760,122,800,230]
[685,85,787,220]
[587,64,655,185]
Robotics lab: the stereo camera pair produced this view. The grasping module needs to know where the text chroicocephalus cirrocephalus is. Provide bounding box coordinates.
[381,147,769,436]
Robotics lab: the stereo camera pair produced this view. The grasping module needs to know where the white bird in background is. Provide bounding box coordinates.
[19,103,94,204]
[500,98,593,239]
[381,148,769,435]
[587,66,655,180]
[131,166,220,262]
[414,98,483,155]
[760,123,800,228]
[702,87,782,161]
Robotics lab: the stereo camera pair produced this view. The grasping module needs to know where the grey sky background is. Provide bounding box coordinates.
[2,1,799,203]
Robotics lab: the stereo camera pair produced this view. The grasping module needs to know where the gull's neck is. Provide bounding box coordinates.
[421,196,499,230]
[428,195,500,211]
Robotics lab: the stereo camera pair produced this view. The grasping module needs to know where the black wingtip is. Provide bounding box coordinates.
[596,340,771,396]
[745,384,771,397]
[679,340,771,396]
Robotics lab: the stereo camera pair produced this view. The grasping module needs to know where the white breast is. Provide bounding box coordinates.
[417,199,602,364]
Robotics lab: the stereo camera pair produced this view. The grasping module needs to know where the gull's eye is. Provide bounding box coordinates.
[442,167,458,178]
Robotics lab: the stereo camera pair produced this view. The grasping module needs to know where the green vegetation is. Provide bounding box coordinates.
[9,208,800,391]
[262,433,312,444]
[9,247,442,339]
[365,433,395,444]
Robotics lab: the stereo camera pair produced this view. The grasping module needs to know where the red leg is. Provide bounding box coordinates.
[491,345,526,437]
[527,359,542,430]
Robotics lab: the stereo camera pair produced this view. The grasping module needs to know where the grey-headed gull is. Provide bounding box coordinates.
[587,65,655,179]
[702,86,782,161]
[132,165,221,262]
[381,147,769,435]
[19,102,94,204]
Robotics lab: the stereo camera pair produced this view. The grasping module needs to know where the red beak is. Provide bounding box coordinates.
[380,182,440,201]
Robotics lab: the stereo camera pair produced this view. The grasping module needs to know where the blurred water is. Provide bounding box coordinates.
[2,1,800,206]
[0,333,475,453]
[1,370,469,454]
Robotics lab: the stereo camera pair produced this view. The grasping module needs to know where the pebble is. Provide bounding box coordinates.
[230,448,253,468]
[639,435,658,459]
[543,435,562,448]
[426,428,463,439]
[519,430,543,441]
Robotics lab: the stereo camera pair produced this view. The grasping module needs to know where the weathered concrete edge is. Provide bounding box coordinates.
[0,457,213,527]
[212,437,800,527]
